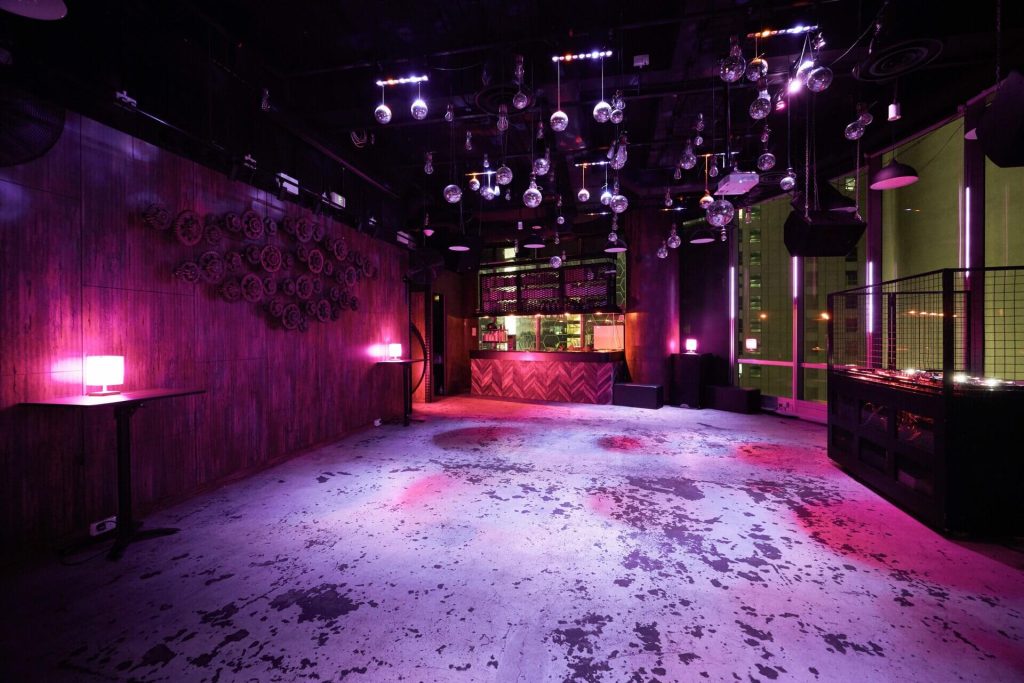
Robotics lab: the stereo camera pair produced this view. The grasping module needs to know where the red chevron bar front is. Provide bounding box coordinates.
[470,351,626,404]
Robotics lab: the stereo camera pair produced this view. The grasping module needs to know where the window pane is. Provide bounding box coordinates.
[738,364,792,397]
[882,118,964,280]
[802,367,828,403]
[737,199,793,366]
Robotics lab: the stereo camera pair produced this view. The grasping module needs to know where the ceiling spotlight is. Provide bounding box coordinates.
[888,101,902,122]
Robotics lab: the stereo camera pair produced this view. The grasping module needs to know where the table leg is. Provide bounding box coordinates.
[403,364,411,426]
[108,402,179,560]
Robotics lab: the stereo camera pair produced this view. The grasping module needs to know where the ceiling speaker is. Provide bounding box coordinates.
[784,211,866,257]
[978,70,1024,168]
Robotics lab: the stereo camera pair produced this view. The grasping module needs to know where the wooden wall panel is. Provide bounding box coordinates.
[0,112,407,551]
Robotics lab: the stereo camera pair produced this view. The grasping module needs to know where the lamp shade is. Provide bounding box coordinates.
[388,343,402,359]
[84,355,124,392]
[603,236,628,253]
[448,236,470,252]
[684,338,698,353]
[869,159,919,190]
[689,228,716,244]
[522,236,546,249]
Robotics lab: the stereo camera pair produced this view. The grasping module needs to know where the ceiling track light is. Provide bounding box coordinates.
[551,50,612,62]
[374,75,429,87]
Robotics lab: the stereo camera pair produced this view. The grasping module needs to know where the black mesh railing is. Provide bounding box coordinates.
[828,266,1024,389]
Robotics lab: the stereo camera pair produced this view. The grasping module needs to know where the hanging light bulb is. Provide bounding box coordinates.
[504,190,511,201]
[468,175,481,192]
[706,197,735,227]
[744,209,753,224]
[695,112,705,132]
[610,107,624,125]
[856,103,874,126]
[443,184,462,203]
[512,89,530,110]
[699,190,714,209]
[423,152,434,175]
[523,174,543,208]
[664,189,673,208]
[757,150,776,171]
[411,83,428,120]
[551,109,568,131]
[557,214,565,225]
[719,35,746,83]
[554,231,561,245]
[611,89,626,111]
[845,120,865,141]
[720,225,728,242]
[609,179,628,214]
[750,79,771,120]
[533,149,551,176]
[680,139,697,170]
[482,153,490,170]
[464,130,473,151]
[673,166,682,181]
[746,55,768,82]
[608,229,618,242]
[611,134,628,170]
[780,167,797,191]
[444,102,454,123]
[760,125,771,144]
[550,252,563,268]
[496,164,513,185]
[374,84,391,124]
[497,103,509,132]
[577,164,589,202]
[693,133,704,147]
[550,59,568,131]
[667,224,682,249]
[806,65,833,92]
[709,159,720,178]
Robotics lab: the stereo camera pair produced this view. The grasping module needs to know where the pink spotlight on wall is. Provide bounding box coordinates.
[684,338,698,354]
[84,355,124,395]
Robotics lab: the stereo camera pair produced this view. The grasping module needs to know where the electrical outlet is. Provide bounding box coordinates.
[776,399,794,414]
[89,516,117,537]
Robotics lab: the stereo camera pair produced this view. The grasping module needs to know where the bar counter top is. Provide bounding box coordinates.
[470,350,625,363]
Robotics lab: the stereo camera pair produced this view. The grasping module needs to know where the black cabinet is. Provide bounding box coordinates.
[671,353,712,408]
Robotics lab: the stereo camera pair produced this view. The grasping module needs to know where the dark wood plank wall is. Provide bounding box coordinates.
[0,114,406,551]
[433,271,474,396]
[625,211,681,389]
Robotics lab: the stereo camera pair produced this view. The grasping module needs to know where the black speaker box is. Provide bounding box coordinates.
[613,383,664,409]
[979,70,1024,168]
[784,210,866,257]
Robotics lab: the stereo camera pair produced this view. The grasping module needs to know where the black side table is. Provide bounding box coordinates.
[23,388,205,560]
[376,359,425,426]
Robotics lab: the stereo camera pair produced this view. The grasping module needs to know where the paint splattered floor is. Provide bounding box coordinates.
[3,396,1023,682]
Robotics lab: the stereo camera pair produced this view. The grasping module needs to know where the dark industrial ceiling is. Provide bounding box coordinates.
[3,0,1021,251]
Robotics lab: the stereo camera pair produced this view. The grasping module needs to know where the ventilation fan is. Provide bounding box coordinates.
[406,248,445,285]
[0,84,66,167]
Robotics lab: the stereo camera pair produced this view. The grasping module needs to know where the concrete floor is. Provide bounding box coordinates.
[2,396,1023,682]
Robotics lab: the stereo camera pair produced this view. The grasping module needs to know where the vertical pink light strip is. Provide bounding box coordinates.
[791,257,799,300]
[866,261,874,334]
[965,187,971,277]
[729,266,736,372]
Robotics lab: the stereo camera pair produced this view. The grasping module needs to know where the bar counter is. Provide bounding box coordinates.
[470,350,626,404]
